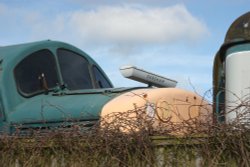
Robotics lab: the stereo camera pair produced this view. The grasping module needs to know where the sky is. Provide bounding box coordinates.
[0,0,249,101]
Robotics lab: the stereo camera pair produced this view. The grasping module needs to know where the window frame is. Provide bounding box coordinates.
[56,48,95,90]
[92,65,113,88]
[14,49,60,97]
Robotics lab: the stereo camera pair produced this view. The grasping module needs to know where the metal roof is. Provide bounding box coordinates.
[0,40,95,64]
[225,12,250,43]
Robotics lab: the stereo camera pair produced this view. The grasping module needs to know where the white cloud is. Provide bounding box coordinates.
[69,4,208,45]
[0,3,208,48]
[0,2,214,99]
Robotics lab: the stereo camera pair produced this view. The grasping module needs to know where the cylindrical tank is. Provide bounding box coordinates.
[213,12,250,123]
[100,88,212,135]
[225,49,250,123]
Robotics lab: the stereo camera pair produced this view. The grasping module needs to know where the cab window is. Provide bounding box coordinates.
[93,66,112,88]
[14,50,59,95]
[57,49,93,90]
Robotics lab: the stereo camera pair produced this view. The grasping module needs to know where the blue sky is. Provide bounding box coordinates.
[0,0,249,100]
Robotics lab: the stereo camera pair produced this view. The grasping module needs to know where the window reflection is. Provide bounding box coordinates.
[93,66,112,88]
[57,49,93,90]
[14,50,59,95]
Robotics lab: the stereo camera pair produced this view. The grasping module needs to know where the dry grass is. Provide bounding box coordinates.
[0,96,249,167]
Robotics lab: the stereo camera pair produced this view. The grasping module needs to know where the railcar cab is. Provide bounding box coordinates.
[0,40,114,134]
[13,40,113,97]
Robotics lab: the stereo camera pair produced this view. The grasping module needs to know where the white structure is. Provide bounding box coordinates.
[120,65,177,88]
[225,51,250,123]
